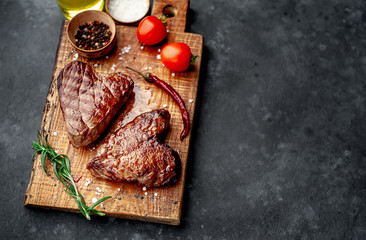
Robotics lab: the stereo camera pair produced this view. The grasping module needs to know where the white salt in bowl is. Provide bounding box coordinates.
[106,0,150,24]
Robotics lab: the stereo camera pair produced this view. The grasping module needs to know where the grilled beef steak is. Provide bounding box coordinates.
[57,61,134,148]
[87,109,179,187]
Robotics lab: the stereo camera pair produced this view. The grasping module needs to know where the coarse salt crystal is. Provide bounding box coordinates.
[163,104,167,108]
[53,131,57,136]
[189,99,194,103]
[158,49,161,52]
[85,179,91,187]
[92,197,97,203]
[95,192,101,195]
[96,187,102,192]
[94,63,99,67]
[118,57,123,60]
[171,73,175,77]
[117,188,121,191]
[142,187,146,191]
[148,66,152,70]
[101,203,104,208]
[154,193,158,196]
[167,29,170,33]
[144,192,148,195]
[144,67,148,70]
[121,45,132,54]
[157,54,161,59]
[140,46,144,50]
[105,56,109,59]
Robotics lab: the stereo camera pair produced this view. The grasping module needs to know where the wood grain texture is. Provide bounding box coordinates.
[24,3,202,225]
[152,0,188,32]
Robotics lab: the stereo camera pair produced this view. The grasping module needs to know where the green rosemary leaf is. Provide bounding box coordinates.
[32,132,111,220]
[89,196,112,210]
[89,208,106,216]
[62,154,71,172]
[53,162,61,181]
[40,151,49,175]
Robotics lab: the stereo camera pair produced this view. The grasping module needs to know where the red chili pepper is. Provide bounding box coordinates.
[126,67,189,140]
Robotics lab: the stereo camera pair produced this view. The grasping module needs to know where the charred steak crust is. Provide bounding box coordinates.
[87,109,180,187]
[57,61,134,148]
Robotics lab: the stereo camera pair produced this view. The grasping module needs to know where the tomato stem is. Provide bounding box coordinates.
[159,15,168,26]
[190,54,198,65]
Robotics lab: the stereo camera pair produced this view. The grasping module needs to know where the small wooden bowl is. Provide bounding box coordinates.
[105,0,150,24]
[67,10,116,58]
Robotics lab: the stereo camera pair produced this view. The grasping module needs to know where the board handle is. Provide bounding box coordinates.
[151,0,189,33]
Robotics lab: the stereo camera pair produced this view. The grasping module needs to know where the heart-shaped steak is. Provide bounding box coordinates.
[87,109,180,187]
[57,61,134,148]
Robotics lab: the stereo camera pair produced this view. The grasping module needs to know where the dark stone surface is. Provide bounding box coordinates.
[1,0,366,239]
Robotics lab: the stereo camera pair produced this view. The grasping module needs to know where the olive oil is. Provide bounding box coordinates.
[57,0,105,19]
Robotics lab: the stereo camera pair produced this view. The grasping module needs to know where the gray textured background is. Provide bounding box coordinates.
[1,0,366,239]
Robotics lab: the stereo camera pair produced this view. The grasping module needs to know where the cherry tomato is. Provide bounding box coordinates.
[161,42,194,72]
[137,16,167,45]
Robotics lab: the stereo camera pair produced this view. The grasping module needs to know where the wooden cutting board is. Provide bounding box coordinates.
[24,0,203,225]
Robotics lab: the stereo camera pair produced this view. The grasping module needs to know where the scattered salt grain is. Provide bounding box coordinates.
[167,29,170,33]
[189,99,194,103]
[94,63,99,67]
[85,178,91,187]
[72,53,79,60]
[101,202,104,208]
[121,45,132,54]
[162,63,165,67]
[144,192,148,196]
[117,188,121,191]
[92,197,97,203]
[154,193,158,196]
[105,56,109,59]
[140,46,144,50]
[163,104,167,108]
[158,49,161,52]
[53,131,58,136]
[96,187,102,192]
[142,187,147,191]
[144,67,148,70]
[171,73,175,77]
[157,54,161,60]
[95,192,101,195]
[148,66,152,70]
[118,57,123,60]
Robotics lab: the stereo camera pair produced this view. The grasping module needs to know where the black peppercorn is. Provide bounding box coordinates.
[74,21,112,50]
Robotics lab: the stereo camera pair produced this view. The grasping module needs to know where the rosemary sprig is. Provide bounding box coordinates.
[32,132,111,220]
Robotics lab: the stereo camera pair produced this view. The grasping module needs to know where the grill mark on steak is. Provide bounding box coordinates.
[87,109,180,187]
[57,61,134,148]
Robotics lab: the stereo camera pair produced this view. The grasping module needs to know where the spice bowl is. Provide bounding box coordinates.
[67,10,116,58]
[105,0,150,24]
